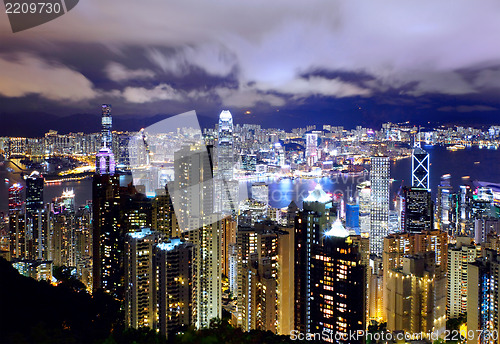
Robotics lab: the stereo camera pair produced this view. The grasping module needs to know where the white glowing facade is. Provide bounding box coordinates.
[370,156,390,257]
[305,133,318,167]
[217,110,237,215]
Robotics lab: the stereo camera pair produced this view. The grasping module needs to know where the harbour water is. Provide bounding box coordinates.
[0,146,499,213]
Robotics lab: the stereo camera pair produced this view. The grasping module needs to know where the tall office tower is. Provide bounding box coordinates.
[25,171,44,216]
[101,104,112,148]
[411,146,430,189]
[294,184,334,332]
[236,222,283,333]
[173,144,221,328]
[96,147,116,175]
[451,185,474,237]
[251,182,269,206]
[125,228,159,330]
[309,220,366,342]
[447,237,480,319]
[401,187,433,232]
[217,110,237,215]
[92,173,122,297]
[385,252,446,336]
[345,202,360,230]
[436,175,453,232]
[152,186,178,238]
[467,250,500,344]
[155,238,194,339]
[217,110,234,180]
[8,183,24,214]
[305,133,318,167]
[357,181,371,233]
[370,156,390,257]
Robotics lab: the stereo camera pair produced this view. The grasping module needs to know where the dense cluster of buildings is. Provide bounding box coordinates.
[1,106,500,342]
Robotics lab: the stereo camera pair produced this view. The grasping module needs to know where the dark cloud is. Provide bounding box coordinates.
[1,0,500,127]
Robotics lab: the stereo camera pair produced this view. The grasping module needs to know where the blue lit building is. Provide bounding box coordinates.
[345,203,359,229]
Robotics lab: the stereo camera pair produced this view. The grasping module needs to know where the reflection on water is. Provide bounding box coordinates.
[1,146,500,213]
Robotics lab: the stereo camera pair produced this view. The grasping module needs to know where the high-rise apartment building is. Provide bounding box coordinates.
[294,184,334,332]
[309,220,366,342]
[385,252,446,336]
[173,143,221,328]
[447,237,480,319]
[467,250,500,344]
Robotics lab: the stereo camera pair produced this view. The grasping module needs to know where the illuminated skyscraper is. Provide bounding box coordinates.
[154,238,194,339]
[92,173,122,297]
[385,252,446,336]
[96,147,116,175]
[436,175,453,232]
[217,110,237,215]
[467,250,500,344]
[125,228,158,329]
[305,133,318,167]
[411,146,429,189]
[251,182,269,206]
[357,181,371,234]
[310,220,366,342]
[101,104,112,148]
[370,156,390,257]
[217,110,234,180]
[294,184,334,332]
[8,183,24,214]
[173,144,221,328]
[447,237,480,319]
[25,171,44,216]
[401,187,433,232]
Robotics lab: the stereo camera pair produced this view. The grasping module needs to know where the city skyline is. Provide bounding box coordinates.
[3,2,500,342]
[1,1,500,133]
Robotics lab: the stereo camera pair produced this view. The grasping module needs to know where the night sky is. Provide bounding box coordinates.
[1,1,500,133]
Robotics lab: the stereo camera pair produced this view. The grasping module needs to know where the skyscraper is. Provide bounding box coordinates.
[101,104,112,148]
[92,173,122,297]
[8,183,24,214]
[125,228,158,329]
[217,110,234,181]
[294,184,334,332]
[385,252,446,336]
[25,171,44,216]
[370,156,390,257]
[305,133,318,167]
[401,187,433,232]
[217,110,237,215]
[467,250,500,344]
[173,143,221,328]
[310,220,366,342]
[411,146,430,189]
[447,237,480,319]
[436,174,453,232]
